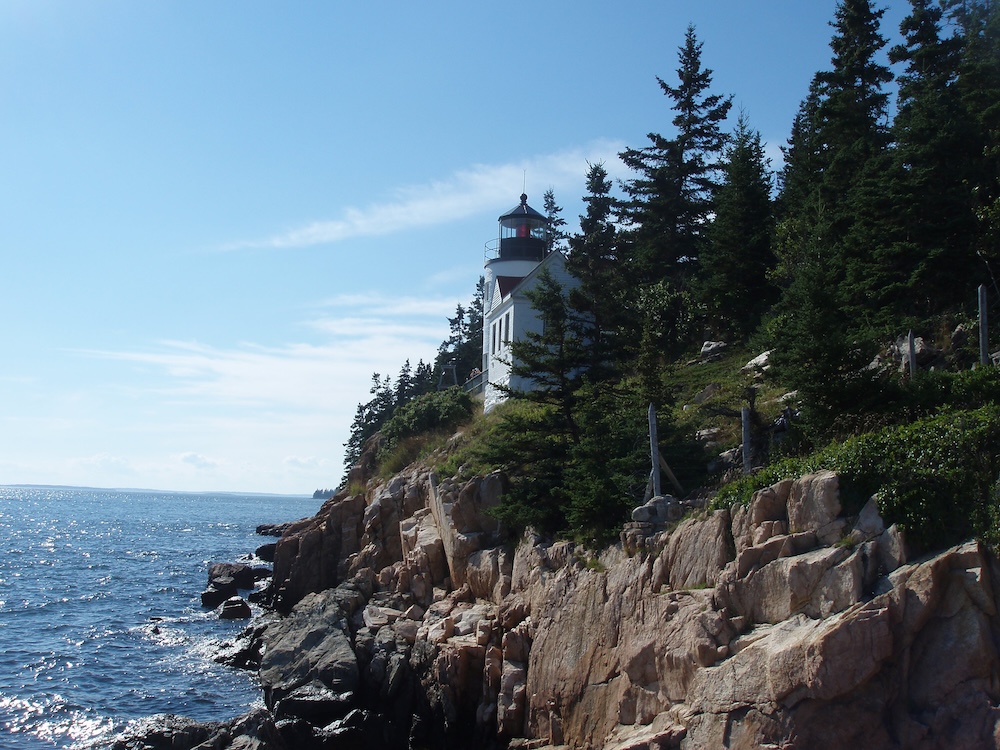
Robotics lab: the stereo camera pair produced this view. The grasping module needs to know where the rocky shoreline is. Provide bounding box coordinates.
[111,445,1000,749]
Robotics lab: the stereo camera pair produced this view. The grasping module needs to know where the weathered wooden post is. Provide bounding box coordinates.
[648,403,661,498]
[741,407,751,476]
[980,285,989,366]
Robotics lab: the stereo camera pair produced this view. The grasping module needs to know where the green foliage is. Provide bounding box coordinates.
[716,404,1000,555]
[464,377,651,542]
[337,2,1000,553]
[434,278,485,386]
[379,387,474,457]
[698,112,776,340]
[543,188,569,253]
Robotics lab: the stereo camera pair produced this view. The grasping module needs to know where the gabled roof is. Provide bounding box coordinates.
[507,249,567,297]
[487,251,570,316]
[496,276,525,298]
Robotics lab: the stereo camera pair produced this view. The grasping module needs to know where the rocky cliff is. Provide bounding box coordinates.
[117,455,1000,749]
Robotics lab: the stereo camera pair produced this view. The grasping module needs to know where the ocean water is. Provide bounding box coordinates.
[0,486,320,750]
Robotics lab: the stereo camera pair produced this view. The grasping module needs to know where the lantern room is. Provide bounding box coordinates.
[496,193,547,261]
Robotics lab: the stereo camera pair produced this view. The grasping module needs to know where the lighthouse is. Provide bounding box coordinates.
[480,193,575,413]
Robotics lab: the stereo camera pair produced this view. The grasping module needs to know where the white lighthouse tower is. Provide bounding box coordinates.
[480,193,574,413]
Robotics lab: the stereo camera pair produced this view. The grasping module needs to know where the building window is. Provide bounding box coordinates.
[504,312,511,345]
[491,323,496,355]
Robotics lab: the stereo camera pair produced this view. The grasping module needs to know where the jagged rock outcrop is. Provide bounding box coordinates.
[180,464,1000,750]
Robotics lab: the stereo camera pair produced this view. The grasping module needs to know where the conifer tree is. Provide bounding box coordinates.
[886,0,979,318]
[617,25,731,367]
[503,268,590,443]
[698,112,776,339]
[773,80,824,288]
[946,0,1000,283]
[343,372,395,474]
[619,24,732,285]
[434,277,485,383]
[566,162,625,375]
[770,0,894,439]
[542,188,569,254]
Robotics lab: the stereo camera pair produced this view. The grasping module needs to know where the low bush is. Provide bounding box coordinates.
[378,387,474,460]
[715,405,1000,555]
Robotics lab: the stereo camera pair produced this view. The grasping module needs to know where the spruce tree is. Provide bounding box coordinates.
[618,24,731,365]
[698,112,776,339]
[566,162,625,375]
[946,0,1000,285]
[503,268,590,443]
[542,188,569,254]
[434,277,485,383]
[770,0,894,440]
[887,0,979,318]
[619,24,732,285]
[773,80,824,288]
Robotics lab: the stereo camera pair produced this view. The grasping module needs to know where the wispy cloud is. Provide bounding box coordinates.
[76,292,459,413]
[226,140,627,251]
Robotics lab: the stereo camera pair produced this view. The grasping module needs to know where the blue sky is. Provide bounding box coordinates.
[0,1,910,494]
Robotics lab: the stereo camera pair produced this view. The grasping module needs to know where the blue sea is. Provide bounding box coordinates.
[0,486,320,749]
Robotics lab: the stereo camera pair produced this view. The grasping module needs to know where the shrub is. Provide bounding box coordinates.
[715,405,1000,555]
[378,387,474,461]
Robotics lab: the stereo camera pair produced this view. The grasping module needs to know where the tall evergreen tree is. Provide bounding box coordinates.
[619,24,733,285]
[773,80,825,288]
[542,188,569,254]
[698,112,776,339]
[945,0,1000,286]
[770,0,894,440]
[886,0,979,317]
[503,268,591,443]
[566,162,625,374]
[617,24,731,368]
[343,372,395,475]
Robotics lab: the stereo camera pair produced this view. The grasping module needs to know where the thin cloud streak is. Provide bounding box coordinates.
[226,140,627,251]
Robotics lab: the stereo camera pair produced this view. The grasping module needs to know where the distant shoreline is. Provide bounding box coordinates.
[0,483,312,498]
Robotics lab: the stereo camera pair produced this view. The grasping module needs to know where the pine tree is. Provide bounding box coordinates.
[343,372,395,474]
[769,0,894,439]
[504,268,590,443]
[434,277,485,383]
[566,162,625,374]
[945,0,1000,285]
[773,80,825,288]
[542,188,569,254]
[619,24,733,285]
[698,112,776,339]
[886,0,979,318]
[483,268,589,532]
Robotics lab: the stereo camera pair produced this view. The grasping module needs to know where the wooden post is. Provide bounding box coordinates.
[648,403,661,498]
[908,330,917,378]
[741,407,751,476]
[980,285,989,366]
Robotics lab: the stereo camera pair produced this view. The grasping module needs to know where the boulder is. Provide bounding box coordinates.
[700,340,728,360]
[273,680,354,724]
[201,579,236,609]
[259,588,360,711]
[219,596,252,620]
[255,542,277,562]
